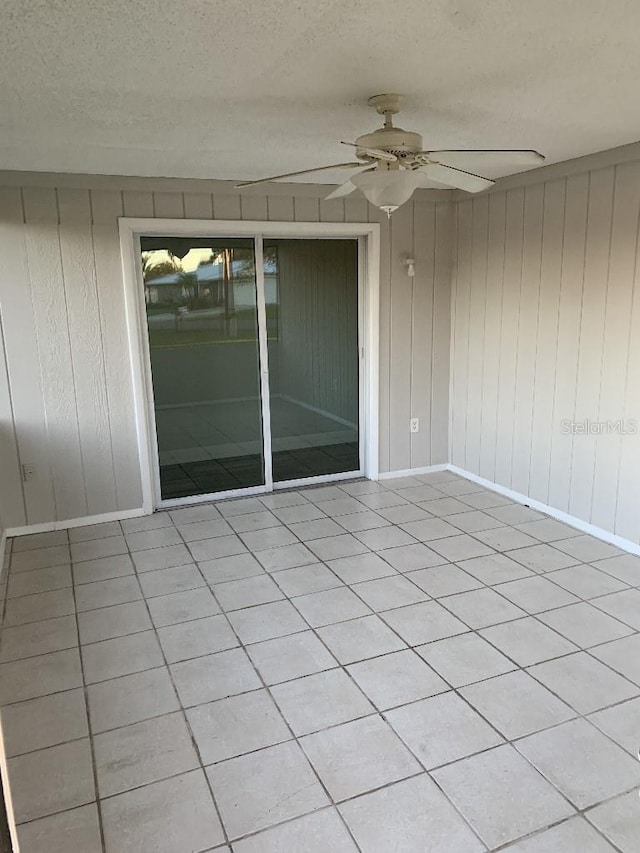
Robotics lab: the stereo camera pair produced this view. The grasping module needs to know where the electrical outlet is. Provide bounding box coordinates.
[21,463,35,482]
[410,418,419,433]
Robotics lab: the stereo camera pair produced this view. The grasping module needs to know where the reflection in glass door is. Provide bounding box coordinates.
[141,236,265,500]
[140,235,361,503]
[265,239,360,483]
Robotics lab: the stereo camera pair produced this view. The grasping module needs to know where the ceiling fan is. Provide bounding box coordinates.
[236,94,544,216]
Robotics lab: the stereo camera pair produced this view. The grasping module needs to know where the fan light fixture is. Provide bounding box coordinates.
[235,94,545,215]
[352,170,425,218]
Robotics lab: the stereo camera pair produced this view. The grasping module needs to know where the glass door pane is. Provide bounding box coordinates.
[141,236,266,499]
[264,239,360,482]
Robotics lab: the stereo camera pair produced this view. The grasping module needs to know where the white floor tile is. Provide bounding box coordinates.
[507,544,579,573]
[125,526,182,552]
[480,617,578,666]
[417,632,516,687]
[503,816,618,852]
[94,712,199,797]
[347,649,448,710]
[514,519,583,542]
[101,769,224,853]
[228,599,307,644]
[461,670,576,739]
[188,534,247,562]
[71,536,127,563]
[7,565,72,599]
[132,543,194,572]
[9,739,95,823]
[353,526,417,551]
[232,807,358,853]
[2,587,75,628]
[432,744,574,849]
[527,652,639,714]
[353,575,428,611]
[588,696,640,756]
[1,688,88,757]
[0,648,82,704]
[339,774,485,853]
[586,790,639,852]
[87,666,180,733]
[327,552,397,584]
[555,535,623,563]
[147,587,220,627]
[272,562,343,597]
[198,552,264,584]
[547,564,629,599]
[247,630,337,684]
[73,554,135,585]
[516,718,640,808]
[407,564,483,598]
[138,564,205,598]
[82,631,164,684]
[186,689,290,764]
[386,691,503,769]
[377,542,447,571]
[0,614,77,662]
[301,715,421,801]
[256,542,317,571]
[457,553,534,585]
[591,553,640,585]
[317,614,407,664]
[590,588,640,629]
[272,669,374,735]
[381,600,469,645]
[16,804,102,853]
[473,525,539,551]
[308,533,369,561]
[399,518,461,542]
[170,647,260,707]
[292,586,371,627]
[213,573,284,611]
[75,575,142,612]
[207,740,329,839]
[157,613,237,663]
[10,545,70,573]
[538,601,633,647]
[494,575,579,613]
[440,587,526,628]
[428,534,496,562]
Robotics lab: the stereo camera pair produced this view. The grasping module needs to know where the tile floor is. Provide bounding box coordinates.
[1,471,639,852]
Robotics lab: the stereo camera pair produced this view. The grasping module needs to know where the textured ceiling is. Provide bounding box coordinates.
[1,0,640,184]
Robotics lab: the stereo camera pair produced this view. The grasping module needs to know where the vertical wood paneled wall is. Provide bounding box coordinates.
[450,162,640,545]
[0,177,451,528]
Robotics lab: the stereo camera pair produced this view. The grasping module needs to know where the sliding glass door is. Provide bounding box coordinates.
[140,234,361,503]
[266,239,360,483]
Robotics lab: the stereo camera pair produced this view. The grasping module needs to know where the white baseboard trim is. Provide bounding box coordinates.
[6,507,147,538]
[448,465,640,558]
[377,464,449,480]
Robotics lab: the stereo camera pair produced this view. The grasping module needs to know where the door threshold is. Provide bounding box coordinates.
[156,471,365,510]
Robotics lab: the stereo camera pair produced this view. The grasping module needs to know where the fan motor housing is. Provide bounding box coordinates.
[355,127,423,158]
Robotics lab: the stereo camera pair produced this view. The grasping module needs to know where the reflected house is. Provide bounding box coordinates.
[144,258,278,309]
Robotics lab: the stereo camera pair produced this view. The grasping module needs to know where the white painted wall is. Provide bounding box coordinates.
[0,174,452,529]
[450,158,640,546]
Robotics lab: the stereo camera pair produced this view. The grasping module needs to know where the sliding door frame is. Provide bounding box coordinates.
[119,218,380,512]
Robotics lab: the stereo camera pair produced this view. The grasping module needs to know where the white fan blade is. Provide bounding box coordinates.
[426,149,544,167]
[417,163,494,193]
[424,150,544,178]
[341,141,397,162]
[235,162,361,189]
[325,179,358,201]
